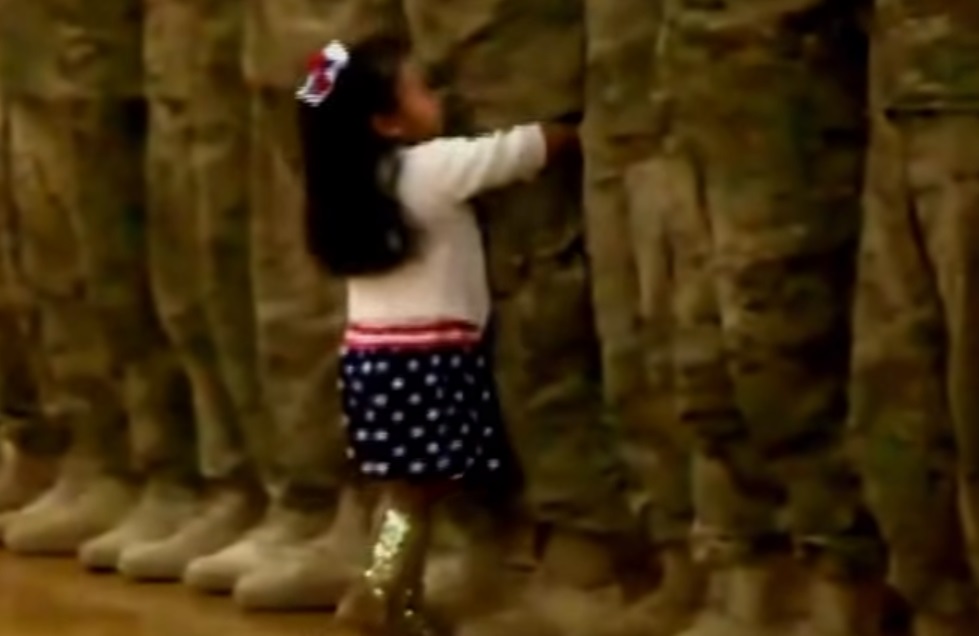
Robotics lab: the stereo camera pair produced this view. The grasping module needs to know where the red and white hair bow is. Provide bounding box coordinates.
[296,41,350,106]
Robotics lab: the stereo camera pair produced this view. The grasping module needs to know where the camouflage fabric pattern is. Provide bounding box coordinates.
[403,0,634,535]
[0,0,198,483]
[875,0,979,112]
[851,41,979,612]
[145,0,269,485]
[0,90,67,458]
[661,0,881,572]
[5,99,135,480]
[582,0,693,547]
[243,0,404,90]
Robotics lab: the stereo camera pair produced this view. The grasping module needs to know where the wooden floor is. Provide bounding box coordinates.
[0,553,356,636]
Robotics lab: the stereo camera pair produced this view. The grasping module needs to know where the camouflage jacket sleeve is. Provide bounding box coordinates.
[876,0,979,112]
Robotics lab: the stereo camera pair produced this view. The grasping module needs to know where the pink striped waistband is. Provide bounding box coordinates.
[343,320,482,350]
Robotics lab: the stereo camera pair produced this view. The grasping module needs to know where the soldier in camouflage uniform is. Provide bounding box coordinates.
[659,1,887,634]
[0,89,63,523]
[581,0,707,633]
[179,0,395,604]
[111,0,270,583]
[0,0,202,558]
[117,0,344,588]
[851,3,979,635]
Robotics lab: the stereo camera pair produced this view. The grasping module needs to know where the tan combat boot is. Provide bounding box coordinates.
[233,487,371,610]
[184,502,333,594]
[790,543,888,636]
[595,545,706,636]
[2,473,77,534]
[4,460,136,555]
[78,478,203,571]
[118,481,265,581]
[458,527,628,636]
[679,551,805,636]
[423,497,526,624]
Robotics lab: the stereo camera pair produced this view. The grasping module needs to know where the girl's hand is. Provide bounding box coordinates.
[541,123,579,159]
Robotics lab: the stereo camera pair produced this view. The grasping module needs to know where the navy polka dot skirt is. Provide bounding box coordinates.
[339,331,510,481]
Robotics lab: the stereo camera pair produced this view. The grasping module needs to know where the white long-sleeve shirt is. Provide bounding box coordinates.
[345,124,547,347]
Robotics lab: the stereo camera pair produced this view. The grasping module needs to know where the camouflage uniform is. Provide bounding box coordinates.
[0,87,65,525]
[851,1,979,628]
[207,0,405,607]
[0,88,67,467]
[581,0,706,633]
[657,1,884,632]
[116,0,274,584]
[583,0,697,564]
[143,0,264,490]
[409,0,633,547]
[0,1,198,556]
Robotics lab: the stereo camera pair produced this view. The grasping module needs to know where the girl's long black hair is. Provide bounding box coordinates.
[298,35,416,277]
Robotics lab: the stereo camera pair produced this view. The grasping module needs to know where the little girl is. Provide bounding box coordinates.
[295,35,577,634]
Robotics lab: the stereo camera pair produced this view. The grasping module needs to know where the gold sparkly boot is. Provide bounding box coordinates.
[335,501,442,636]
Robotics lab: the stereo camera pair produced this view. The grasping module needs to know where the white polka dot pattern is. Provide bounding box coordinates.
[339,345,509,480]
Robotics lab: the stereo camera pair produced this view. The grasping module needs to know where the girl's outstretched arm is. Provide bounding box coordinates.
[403,123,578,203]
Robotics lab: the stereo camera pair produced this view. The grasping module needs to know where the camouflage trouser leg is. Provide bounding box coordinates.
[147,0,277,488]
[0,308,66,458]
[0,97,64,457]
[67,98,197,484]
[247,89,348,510]
[146,92,247,483]
[657,145,781,561]
[0,282,66,457]
[851,113,979,617]
[487,188,634,535]
[582,0,692,549]
[193,10,275,489]
[7,98,133,478]
[666,8,877,572]
[583,161,693,548]
[30,95,200,484]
